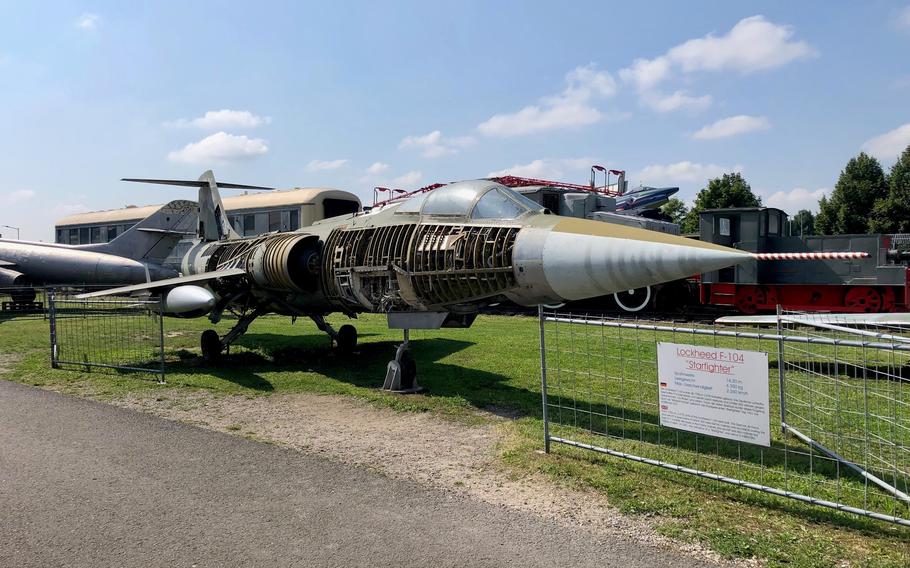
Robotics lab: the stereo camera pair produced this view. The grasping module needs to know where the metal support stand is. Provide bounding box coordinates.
[382,329,423,393]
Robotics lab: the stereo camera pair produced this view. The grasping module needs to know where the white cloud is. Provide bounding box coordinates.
[75,14,100,30]
[763,187,829,213]
[642,90,712,113]
[165,109,271,130]
[487,158,593,180]
[636,161,738,184]
[667,16,815,74]
[693,115,771,140]
[399,130,474,158]
[391,171,422,187]
[305,159,348,172]
[619,57,671,91]
[477,65,617,137]
[862,123,910,161]
[366,162,390,175]
[2,189,36,205]
[167,132,269,164]
[620,16,814,113]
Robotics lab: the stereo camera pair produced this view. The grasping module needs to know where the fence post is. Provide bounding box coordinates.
[539,304,550,453]
[157,296,166,385]
[776,304,787,433]
[48,289,58,369]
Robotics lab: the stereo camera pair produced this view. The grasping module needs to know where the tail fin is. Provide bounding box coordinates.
[121,170,273,242]
[83,200,197,263]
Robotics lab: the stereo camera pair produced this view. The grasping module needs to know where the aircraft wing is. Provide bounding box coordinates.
[716,313,910,326]
[0,259,16,267]
[75,268,246,299]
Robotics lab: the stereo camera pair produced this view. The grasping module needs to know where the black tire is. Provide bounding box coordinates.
[398,350,417,390]
[336,324,357,352]
[201,329,222,362]
[10,288,36,304]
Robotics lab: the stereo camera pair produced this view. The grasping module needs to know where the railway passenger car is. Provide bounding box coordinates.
[698,207,910,314]
[55,187,361,269]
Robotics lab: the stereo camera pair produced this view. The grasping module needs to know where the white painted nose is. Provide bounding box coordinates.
[509,218,750,306]
[541,230,749,301]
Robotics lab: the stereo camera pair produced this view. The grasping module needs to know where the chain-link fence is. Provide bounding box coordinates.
[49,291,166,383]
[538,307,910,527]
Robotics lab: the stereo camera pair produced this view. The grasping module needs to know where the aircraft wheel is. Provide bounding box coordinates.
[201,329,223,362]
[336,324,357,352]
[10,288,36,303]
[398,350,417,391]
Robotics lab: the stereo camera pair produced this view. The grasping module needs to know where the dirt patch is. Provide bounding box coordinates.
[0,353,21,375]
[114,389,746,566]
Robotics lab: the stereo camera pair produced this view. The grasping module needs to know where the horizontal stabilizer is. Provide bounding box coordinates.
[122,178,274,190]
[136,227,195,236]
[76,268,246,299]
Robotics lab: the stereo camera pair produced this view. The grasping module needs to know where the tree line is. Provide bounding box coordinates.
[659,144,910,236]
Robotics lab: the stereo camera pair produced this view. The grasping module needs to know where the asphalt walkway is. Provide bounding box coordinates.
[0,380,722,567]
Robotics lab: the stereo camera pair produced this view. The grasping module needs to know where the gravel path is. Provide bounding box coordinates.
[0,380,729,567]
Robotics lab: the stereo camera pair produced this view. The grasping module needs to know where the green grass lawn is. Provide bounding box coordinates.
[1,310,908,567]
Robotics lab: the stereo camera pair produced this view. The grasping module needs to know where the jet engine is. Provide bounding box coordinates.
[193,233,322,294]
[246,233,321,292]
[0,267,28,287]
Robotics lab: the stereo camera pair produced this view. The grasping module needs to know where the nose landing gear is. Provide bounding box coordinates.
[382,329,422,393]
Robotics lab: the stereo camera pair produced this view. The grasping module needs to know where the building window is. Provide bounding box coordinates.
[269,211,282,232]
[78,227,90,244]
[718,218,731,237]
[289,210,299,231]
[69,230,78,245]
[107,225,118,241]
[90,227,101,243]
[56,229,64,243]
[243,214,256,236]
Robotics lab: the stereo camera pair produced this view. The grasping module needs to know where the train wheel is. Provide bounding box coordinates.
[844,286,882,313]
[613,286,652,313]
[734,286,765,315]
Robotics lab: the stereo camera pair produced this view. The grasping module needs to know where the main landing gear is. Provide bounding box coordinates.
[199,310,360,362]
[200,307,269,362]
[382,329,422,393]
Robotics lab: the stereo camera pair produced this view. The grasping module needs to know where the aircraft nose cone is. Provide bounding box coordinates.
[510,218,750,305]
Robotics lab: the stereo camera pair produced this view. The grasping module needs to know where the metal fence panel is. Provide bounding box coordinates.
[539,307,910,527]
[49,291,166,383]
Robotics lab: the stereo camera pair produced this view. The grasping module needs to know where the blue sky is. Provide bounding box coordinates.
[1,1,909,240]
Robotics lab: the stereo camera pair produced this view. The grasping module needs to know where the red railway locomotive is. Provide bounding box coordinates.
[697,207,910,314]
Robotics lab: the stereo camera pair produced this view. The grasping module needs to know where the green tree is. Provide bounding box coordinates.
[869,145,910,234]
[680,172,761,233]
[815,152,888,234]
[787,209,815,236]
[660,197,689,225]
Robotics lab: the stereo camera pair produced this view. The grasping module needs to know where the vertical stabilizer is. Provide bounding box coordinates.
[121,171,274,243]
[197,170,240,241]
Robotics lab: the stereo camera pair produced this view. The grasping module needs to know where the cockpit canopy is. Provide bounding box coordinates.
[394,180,544,220]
